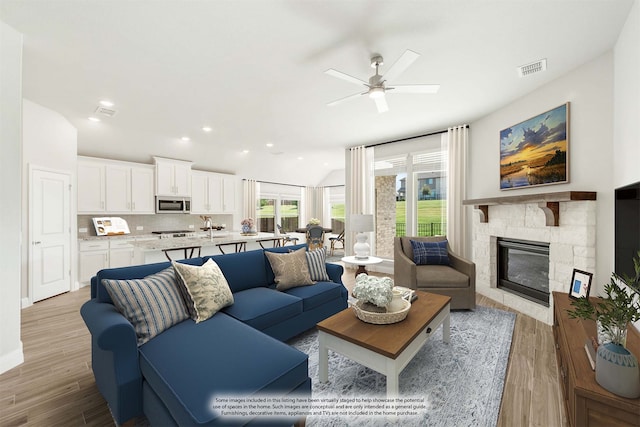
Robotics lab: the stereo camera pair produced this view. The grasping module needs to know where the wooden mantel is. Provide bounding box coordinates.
[462,191,597,226]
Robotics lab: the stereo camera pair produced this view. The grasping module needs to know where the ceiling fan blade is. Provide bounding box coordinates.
[374,96,389,113]
[327,92,364,107]
[325,69,369,87]
[381,49,420,84]
[388,84,440,94]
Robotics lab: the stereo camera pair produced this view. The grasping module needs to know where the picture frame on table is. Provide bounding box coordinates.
[569,268,592,300]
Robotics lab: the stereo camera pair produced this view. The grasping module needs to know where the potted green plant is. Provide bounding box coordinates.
[568,251,640,345]
[567,250,640,398]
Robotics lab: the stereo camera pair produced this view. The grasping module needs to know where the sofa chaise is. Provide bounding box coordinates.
[81,244,348,426]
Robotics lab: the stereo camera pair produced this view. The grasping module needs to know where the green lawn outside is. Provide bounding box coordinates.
[257,203,298,218]
[257,200,444,224]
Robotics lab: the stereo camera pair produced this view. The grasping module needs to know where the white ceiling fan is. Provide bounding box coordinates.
[325,49,440,113]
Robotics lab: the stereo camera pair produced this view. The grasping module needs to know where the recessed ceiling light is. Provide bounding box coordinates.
[99,100,114,107]
[202,126,212,132]
[266,143,274,148]
[181,136,190,142]
[297,156,304,160]
[324,162,329,166]
[88,117,101,122]
[242,149,250,154]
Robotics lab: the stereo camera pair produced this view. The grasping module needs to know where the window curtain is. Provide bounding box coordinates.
[304,186,324,225]
[347,145,375,254]
[443,125,468,257]
[242,179,257,221]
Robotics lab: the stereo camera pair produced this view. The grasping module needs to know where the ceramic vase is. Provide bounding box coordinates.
[387,289,405,313]
[595,342,640,399]
[241,224,251,233]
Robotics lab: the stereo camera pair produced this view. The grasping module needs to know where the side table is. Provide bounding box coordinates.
[341,255,383,277]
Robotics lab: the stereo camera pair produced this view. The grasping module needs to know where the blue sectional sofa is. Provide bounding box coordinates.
[81,244,348,426]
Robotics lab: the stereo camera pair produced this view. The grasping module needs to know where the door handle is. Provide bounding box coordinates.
[33,241,41,245]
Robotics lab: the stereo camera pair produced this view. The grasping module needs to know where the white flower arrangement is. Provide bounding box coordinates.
[308,218,321,225]
[352,274,394,308]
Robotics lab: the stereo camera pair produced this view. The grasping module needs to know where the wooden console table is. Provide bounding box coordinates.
[552,292,640,426]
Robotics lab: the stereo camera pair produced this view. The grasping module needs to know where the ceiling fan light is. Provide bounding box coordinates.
[369,87,385,99]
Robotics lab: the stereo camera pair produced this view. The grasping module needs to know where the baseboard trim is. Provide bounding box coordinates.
[0,342,24,375]
[21,297,32,309]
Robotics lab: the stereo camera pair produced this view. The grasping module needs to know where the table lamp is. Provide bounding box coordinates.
[351,214,374,259]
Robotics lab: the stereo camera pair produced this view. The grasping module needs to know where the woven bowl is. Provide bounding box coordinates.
[352,299,411,324]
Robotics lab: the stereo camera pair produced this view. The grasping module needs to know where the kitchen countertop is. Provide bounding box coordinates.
[130,232,282,251]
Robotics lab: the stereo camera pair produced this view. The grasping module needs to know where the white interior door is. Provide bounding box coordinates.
[30,167,71,302]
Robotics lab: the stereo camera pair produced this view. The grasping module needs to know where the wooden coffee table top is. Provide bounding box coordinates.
[317,291,451,359]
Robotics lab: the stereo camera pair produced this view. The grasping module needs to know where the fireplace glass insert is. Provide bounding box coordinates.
[497,238,550,306]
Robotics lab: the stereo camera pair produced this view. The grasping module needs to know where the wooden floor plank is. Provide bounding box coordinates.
[0,267,566,426]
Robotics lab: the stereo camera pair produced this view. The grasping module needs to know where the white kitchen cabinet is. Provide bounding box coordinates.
[79,157,155,214]
[79,238,146,284]
[77,159,106,213]
[222,176,237,213]
[130,167,155,213]
[154,157,192,197]
[105,164,155,214]
[108,239,136,268]
[78,240,109,283]
[191,171,237,214]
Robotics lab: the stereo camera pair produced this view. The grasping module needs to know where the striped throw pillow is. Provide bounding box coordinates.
[306,247,331,282]
[102,267,189,346]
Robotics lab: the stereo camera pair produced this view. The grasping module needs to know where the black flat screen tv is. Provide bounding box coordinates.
[615,181,640,279]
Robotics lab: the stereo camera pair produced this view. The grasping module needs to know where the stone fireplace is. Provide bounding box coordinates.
[464,191,597,325]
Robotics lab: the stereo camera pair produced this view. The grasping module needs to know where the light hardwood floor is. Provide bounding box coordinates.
[0,268,569,426]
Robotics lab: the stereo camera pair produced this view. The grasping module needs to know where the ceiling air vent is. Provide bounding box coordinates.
[94,106,118,117]
[517,59,547,78]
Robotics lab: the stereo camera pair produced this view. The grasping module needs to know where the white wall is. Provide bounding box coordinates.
[614,0,640,188]
[469,52,615,294]
[0,21,24,374]
[21,99,78,302]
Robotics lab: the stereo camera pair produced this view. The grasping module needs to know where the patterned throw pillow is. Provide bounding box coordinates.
[102,267,189,346]
[306,247,331,282]
[410,239,450,266]
[265,247,315,291]
[172,259,234,323]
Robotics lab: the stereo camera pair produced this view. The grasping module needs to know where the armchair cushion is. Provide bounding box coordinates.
[416,265,469,288]
[410,239,450,265]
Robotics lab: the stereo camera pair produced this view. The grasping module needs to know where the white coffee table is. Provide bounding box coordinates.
[317,291,451,398]
[341,255,383,277]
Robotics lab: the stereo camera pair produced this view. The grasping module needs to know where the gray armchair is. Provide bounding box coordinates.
[394,236,476,310]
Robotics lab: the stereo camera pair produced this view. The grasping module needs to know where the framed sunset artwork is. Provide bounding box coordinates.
[500,103,569,190]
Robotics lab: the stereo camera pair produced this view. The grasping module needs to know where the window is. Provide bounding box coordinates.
[280,199,299,232]
[328,186,345,234]
[373,134,448,258]
[258,198,276,232]
[257,183,302,233]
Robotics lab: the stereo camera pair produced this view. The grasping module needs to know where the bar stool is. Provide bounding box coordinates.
[216,242,246,254]
[257,238,282,249]
[162,245,202,261]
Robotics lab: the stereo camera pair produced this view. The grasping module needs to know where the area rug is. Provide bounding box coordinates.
[288,306,516,427]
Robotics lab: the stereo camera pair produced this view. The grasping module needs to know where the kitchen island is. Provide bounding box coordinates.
[132,231,283,264]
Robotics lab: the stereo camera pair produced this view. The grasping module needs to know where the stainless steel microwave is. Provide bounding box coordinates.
[156,197,191,214]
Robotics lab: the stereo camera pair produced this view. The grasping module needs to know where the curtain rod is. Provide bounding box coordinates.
[364,124,470,148]
[242,179,344,189]
[243,179,303,188]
